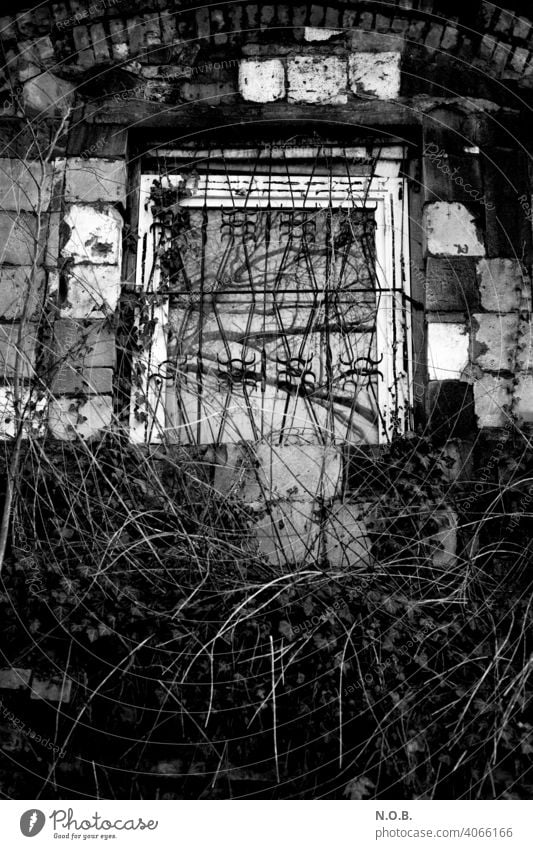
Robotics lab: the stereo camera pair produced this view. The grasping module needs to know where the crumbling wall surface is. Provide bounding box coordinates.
[0,1,532,567]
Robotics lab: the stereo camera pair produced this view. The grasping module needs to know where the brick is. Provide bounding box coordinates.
[72,24,94,68]
[287,55,347,105]
[513,16,532,40]
[428,380,476,439]
[422,149,482,205]
[325,502,372,569]
[304,27,342,42]
[479,34,496,62]
[23,71,75,115]
[425,257,479,311]
[180,81,236,106]
[60,263,121,318]
[490,41,512,73]
[427,508,458,568]
[64,157,127,204]
[424,202,485,257]
[408,20,427,41]
[213,443,342,502]
[477,258,523,312]
[428,323,469,380]
[509,46,529,74]
[375,14,391,32]
[348,52,401,99]
[0,159,53,211]
[473,375,511,427]
[359,12,374,31]
[239,59,285,103]
[517,318,533,371]
[48,395,113,440]
[90,23,110,63]
[260,5,275,28]
[0,322,38,380]
[424,23,444,51]
[63,204,123,266]
[324,7,340,29]
[473,313,517,372]
[0,266,46,320]
[309,4,325,27]
[0,668,31,690]
[441,26,459,51]
[493,8,516,35]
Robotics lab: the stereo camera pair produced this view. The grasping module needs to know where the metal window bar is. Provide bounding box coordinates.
[131,146,412,446]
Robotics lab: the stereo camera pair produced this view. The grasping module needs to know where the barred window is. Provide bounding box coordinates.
[131,146,412,446]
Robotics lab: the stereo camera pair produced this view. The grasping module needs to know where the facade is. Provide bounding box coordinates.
[0,0,532,566]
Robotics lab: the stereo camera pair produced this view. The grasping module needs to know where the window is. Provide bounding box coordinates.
[131,146,412,446]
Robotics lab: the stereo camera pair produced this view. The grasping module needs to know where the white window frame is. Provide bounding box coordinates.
[130,147,412,444]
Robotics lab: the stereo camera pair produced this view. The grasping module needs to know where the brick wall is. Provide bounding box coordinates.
[0,1,532,566]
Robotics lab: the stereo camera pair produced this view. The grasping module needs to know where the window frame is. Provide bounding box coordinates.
[130,146,413,445]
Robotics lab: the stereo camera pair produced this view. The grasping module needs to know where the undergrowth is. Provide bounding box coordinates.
[0,431,532,800]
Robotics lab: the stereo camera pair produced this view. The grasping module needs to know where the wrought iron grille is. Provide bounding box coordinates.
[132,146,412,446]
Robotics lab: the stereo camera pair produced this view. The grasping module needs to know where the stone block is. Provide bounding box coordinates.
[23,71,75,116]
[0,212,40,265]
[515,375,533,423]
[425,257,479,311]
[0,160,53,211]
[287,55,347,104]
[238,59,285,103]
[427,322,469,380]
[477,258,523,312]
[254,500,321,566]
[30,676,72,703]
[0,668,31,690]
[517,319,533,371]
[48,396,113,440]
[53,319,115,367]
[63,204,123,266]
[0,267,46,320]
[0,323,38,380]
[213,443,342,502]
[59,264,121,318]
[427,380,476,440]
[52,366,113,395]
[348,52,401,99]
[473,313,517,371]
[324,502,372,569]
[473,375,512,427]
[64,158,128,205]
[424,202,485,257]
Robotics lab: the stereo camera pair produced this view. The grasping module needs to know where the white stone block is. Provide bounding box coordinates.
[427,322,469,380]
[48,396,113,440]
[516,375,533,423]
[213,443,342,502]
[60,264,121,317]
[64,158,128,204]
[239,59,285,103]
[424,202,486,257]
[0,159,53,211]
[473,375,511,427]
[287,55,347,104]
[254,500,321,566]
[474,314,517,371]
[325,502,372,569]
[477,258,523,313]
[63,204,122,266]
[348,51,401,99]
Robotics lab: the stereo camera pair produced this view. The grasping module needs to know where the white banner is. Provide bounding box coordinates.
[3,800,532,848]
